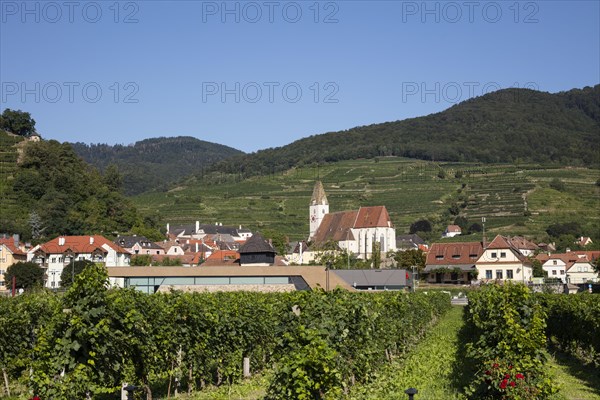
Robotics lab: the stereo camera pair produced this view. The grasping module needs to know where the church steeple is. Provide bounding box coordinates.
[309,181,329,239]
[310,181,328,206]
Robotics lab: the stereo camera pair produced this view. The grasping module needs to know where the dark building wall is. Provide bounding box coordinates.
[240,252,275,265]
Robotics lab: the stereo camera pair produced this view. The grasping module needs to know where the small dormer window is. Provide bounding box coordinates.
[500,252,506,258]
[491,252,497,258]
[435,255,443,260]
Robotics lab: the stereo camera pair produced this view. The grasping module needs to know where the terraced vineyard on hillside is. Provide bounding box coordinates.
[133,158,600,242]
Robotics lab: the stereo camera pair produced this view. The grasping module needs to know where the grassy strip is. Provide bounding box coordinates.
[547,351,600,400]
[347,306,469,400]
[177,373,269,400]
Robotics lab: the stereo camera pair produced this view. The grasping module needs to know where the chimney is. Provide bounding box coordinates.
[196,243,199,252]
[566,247,571,253]
[13,233,19,248]
[90,236,94,245]
[196,221,200,233]
[166,223,170,234]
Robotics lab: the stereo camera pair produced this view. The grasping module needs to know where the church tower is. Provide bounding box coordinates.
[309,181,329,239]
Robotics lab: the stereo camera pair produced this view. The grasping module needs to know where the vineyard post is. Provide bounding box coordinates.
[404,387,418,399]
[2,367,9,397]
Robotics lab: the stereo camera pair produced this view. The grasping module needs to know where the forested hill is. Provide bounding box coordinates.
[211,85,600,177]
[0,132,161,242]
[71,137,244,195]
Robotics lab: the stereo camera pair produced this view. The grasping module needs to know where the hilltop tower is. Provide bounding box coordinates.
[309,181,329,239]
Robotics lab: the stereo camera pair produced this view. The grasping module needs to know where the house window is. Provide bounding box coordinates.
[452,255,460,259]
[491,252,497,258]
[507,269,514,279]
[486,270,492,279]
[560,270,565,275]
[583,266,588,272]
[553,260,557,265]
[436,255,443,259]
[51,257,56,263]
[500,252,506,258]
[552,270,557,275]
[496,270,503,279]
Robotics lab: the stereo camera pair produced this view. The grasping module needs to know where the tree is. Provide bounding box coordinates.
[0,109,36,137]
[549,178,566,192]
[531,258,547,278]
[468,222,483,234]
[60,259,96,288]
[454,216,469,231]
[4,262,44,290]
[409,219,432,234]
[131,255,153,266]
[103,164,124,193]
[28,210,44,240]
[546,222,581,238]
[262,229,289,256]
[390,249,426,271]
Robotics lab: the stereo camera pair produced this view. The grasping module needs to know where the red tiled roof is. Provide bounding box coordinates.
[202,250,240,266]
[506,236,539,250]
[570,250,600,263]
[312,211,357,244]
[487,235,512,249]
[426,242,483,266]
[38,236,129,255]
[0,238,26,256]
[354,206,393,229]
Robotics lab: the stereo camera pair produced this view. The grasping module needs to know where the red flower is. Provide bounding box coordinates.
[492,363,499,369]
[508,365,513,370]
[500,379,508,389]
[485,370,491,375]
[504,373,511,379]
[510,381,516,387]
[516,373,524,380]
[29,397,41,400]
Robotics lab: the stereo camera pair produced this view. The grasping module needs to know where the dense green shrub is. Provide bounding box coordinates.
[465,283,558,399]
[538,293,600,367]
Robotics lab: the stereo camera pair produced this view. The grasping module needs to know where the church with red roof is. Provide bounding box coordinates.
[308,181,396,260]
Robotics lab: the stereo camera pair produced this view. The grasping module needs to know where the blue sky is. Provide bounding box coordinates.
[1,1,599,152]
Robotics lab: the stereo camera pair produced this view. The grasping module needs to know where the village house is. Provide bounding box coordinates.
[0,235,28,290]
[442,225,462,238]
[396,234,428,251]
[287,240,319,265]
[537,250,599,284]
[167,221,252,242]
[239,233,278,266]
[476,235,533,282]
[115,235,165,255]
[309,181,396,260]
[28,235,131,288]
[575,236,593,247]
[424,242,483,284]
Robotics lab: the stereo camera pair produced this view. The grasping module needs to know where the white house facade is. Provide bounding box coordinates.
[28,235,131,288]
[476,235,533,282]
